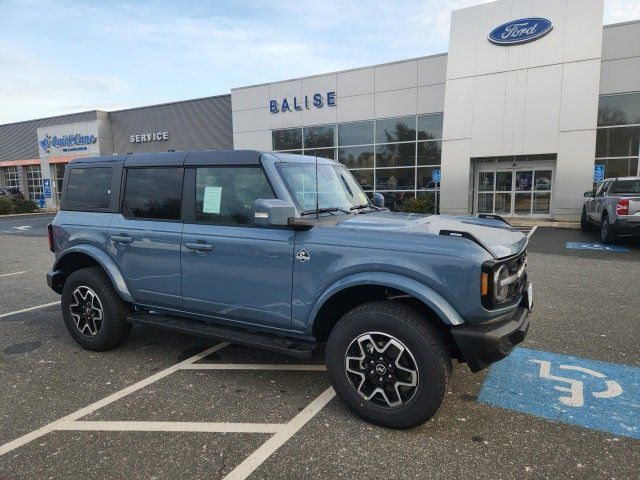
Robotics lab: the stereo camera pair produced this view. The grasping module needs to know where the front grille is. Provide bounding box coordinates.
[504,250,527,300]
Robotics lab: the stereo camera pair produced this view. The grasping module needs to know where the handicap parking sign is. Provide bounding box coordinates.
[593,164,605,182]
[478,347,640,439]
[432,169,441,183]
[42,178,52,199]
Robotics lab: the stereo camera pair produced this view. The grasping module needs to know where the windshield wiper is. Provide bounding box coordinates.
[300,207,352,216]
[350,204,371,211]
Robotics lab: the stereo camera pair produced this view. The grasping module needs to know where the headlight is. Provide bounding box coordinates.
[494,265,509,303]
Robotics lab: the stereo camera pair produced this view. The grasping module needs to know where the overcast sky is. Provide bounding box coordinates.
[1,0,639,124]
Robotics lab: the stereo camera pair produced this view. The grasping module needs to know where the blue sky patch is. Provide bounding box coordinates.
[478,347,640,439]
[565,242,630,252]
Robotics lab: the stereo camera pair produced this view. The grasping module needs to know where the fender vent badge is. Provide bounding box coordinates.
[296,249,310,262]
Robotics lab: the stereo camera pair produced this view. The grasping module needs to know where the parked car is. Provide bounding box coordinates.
[581,177,640,242]
[46,150,532,429]
[0,187,24,199]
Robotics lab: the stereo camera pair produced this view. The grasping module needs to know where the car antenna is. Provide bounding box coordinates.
[315,149,319,219]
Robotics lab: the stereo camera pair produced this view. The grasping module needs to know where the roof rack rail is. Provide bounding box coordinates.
[478,213,511,226]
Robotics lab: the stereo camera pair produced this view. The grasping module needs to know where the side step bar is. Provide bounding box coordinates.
[128,312,316,359]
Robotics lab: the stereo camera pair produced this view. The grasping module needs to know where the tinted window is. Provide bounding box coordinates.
[123,168,183,220]
[66,167,112,209]
[598,93,640,126]
[338,146,374,169]
[375,116,416,143]
[417,113,443,140]
[303,125,335,148]
[272,128,302,150]
[196,167,274,226]
[611,179,640,194]
[338,121,374,146]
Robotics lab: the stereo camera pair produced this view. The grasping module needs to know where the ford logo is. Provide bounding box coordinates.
[488,17,553,45]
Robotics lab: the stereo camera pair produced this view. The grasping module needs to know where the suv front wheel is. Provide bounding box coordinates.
[326,301,451,429]
[61,267,131,351]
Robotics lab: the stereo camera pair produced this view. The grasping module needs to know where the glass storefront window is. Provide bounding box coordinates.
[594,158,639,179]
[375,116,416,144]
[376,143,415,168]
[2,166,19,188]
[349,169,374,191]
[494,192,511,214]
[417,113,443,140]
[376,168,415,191]
[598,93,640,126]
[303,148,336,160]
[52,164,66,203]
[495,171,512,191]
[417,167,439,189]
[532,193,551,214]
[478,193,493,213]
[25,165,43,201]
[478,172,494,191]
[338,121,374,146]
[303,125,335,149]
[272,128,302,150]
[338,146,374,169]
[515,171,532,191]
[417,141,441,166]
[534,170,553,191]
[596,126,640,158]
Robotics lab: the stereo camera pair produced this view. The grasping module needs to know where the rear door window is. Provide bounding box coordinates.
[123,168,184,220]
[66,167,112,209]
[195,167,274,225]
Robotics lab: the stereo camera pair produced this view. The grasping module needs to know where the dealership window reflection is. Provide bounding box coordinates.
[272,112,443,213]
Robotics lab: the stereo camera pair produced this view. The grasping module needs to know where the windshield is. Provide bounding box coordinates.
[276,162,370,213]
[610,179,640,194]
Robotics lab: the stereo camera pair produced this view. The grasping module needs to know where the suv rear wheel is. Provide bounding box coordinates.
[326,301,451,429]
[61,267,131,351]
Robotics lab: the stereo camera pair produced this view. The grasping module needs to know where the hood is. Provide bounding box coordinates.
[335,211,527,258]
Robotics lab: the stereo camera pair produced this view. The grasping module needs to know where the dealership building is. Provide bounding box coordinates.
[1,0,639,219]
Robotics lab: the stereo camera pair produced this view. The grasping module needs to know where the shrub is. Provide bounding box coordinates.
[397,195,437,214]
[12,198,38,213]
[0,197,13,215]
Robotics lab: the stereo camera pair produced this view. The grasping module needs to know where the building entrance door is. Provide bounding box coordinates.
[475,164,554,217]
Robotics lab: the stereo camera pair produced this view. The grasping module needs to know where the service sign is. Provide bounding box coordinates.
[489,17,553,46]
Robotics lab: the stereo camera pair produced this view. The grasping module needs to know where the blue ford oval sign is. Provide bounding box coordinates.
[489,17,553,45]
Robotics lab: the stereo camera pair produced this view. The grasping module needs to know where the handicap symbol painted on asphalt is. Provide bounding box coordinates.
[478,348,640,439]
[566,242,629,252]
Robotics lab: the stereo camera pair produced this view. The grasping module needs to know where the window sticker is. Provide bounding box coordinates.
[203,186,222,214]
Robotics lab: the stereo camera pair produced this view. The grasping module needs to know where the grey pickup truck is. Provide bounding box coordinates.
[581,177,640,242]
[46,150,533,428]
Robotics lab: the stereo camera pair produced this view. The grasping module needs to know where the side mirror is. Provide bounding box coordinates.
[253,199,296,227]
[372,192,385,208]
[583,191,593,197]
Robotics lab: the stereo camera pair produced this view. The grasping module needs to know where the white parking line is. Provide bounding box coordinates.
[0,301,60,319]
[0,342,228,456]
[181,363,326,371]
[0,271,26,277]
[527,226,538,238]
[57,420,283,434]
[223,386,336,480]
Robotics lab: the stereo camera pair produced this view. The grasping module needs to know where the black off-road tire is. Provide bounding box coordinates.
[580,208,593,232]
[61,267,131,351]
[326,301,452,429]
[600,213,616,244]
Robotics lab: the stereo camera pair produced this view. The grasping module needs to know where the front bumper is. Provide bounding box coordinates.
[450,289,531,372]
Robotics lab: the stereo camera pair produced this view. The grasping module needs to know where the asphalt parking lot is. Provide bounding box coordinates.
[0,218,638,479]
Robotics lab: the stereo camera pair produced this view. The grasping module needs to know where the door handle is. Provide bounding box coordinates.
[110,234,133,244]
[185,242,214,252]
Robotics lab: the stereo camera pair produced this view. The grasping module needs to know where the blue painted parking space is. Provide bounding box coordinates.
[478,347,640,439]
[565,242,630,252]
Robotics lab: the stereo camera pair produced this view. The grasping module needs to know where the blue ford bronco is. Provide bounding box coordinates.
[47,150,532,428]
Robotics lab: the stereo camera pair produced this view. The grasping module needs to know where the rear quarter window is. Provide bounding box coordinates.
[65,167,112,209]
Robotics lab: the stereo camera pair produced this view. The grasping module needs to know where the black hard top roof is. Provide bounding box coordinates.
[69,150,266,167]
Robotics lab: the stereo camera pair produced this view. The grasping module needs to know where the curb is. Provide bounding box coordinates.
[0,210,58,218]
